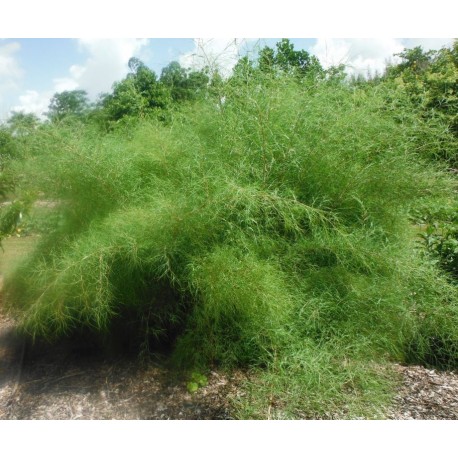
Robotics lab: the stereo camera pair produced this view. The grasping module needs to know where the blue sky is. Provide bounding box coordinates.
[0,38,454,122]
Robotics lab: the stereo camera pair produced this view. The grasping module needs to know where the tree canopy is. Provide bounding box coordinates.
[6,112,40,136]
[46,90,90,122]
[160,61,209,102]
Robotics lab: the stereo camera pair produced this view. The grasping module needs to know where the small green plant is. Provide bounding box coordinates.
[419,207,458,279]
[186,372,208,394]
[0,198,33,248]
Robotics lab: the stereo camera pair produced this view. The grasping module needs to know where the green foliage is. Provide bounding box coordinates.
[0,195,34,247]
[387,46,435,77]
[4,53,458,419]
[6,112,40,137]
[234,346,396,419]
[418,205,458,279]
[186,381,199,393]
[0,130,19,198]
[1,126,31,234]
[255,39,323,78]
[0,201,23,235]
[382,41,458,306]
[383,41,458,165]
[160,61,209,102]
[186,371,208,393]
[47,90,91,122]
[100,58,171,126]
[0,128,19,163]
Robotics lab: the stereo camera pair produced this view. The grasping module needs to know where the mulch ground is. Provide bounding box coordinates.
[0,309,248,420]
[386,364,458,420]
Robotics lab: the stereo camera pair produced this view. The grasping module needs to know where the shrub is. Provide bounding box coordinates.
[5,74,458,418]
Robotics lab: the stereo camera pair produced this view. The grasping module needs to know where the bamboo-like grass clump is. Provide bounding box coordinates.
[5,75,458,418]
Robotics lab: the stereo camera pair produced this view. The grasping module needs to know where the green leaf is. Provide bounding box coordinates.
[187,381,199,394]
[191,372,208,387]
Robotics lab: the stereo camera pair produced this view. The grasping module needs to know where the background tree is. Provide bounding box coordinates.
[160,61,209,102]
[6,112,40,137]
[386,46,435,78]
[232,56,256,79]
[258,46,276,73]
[274,38,323,76]
[101,58,171,123]
[100,78,147,121]
[160,61,188,102]
[46,90,90,122]
[258,39,323,77]
[383,41,458,159]
[0,128,17,195]
[128,57,170,110]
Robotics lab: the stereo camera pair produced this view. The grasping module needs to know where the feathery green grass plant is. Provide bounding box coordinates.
[4,74,458,418]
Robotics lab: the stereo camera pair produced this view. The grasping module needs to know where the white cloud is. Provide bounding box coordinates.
[12,90,52,119]
[12,38,150,118]
[311,38,405,76]
[0,41,23,107]
[52,78,79,94]
[402,38,453,51]
[72,38,150,97]
[179,39,251,77]
[311,38,455,77]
